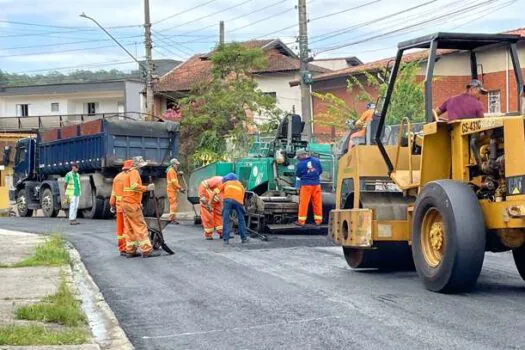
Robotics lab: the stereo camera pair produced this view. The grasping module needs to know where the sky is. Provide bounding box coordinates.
[0,0,523,75]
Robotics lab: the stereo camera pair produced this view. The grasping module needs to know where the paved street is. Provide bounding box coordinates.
[1,217,525,350]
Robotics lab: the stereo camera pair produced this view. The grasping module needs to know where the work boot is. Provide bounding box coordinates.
[241,237,249,244]
[143,251,162,258]
[70,220,80,225]
[294,221,305,227]
[119,252,127,257]
[205,237,213,241]
[126,252,141,258]
[223,240,230,247]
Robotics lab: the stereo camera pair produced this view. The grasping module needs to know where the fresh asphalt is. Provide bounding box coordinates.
[1,216,525,350]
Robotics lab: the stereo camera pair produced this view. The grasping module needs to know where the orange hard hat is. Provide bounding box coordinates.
[122,160,133,170]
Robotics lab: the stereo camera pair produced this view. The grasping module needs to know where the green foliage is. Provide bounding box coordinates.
[16,279,86,327]
[0,68,140,87]
[313,61,425,129]
[178,43,281,170]
[12,235,69,267]
[0,325,87,346]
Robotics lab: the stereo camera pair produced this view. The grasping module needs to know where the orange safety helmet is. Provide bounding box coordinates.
[122,160,133,171]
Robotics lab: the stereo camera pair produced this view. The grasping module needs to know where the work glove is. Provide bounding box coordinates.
[177,171,184,175]
[110,207,116,214]
[147,183,155,191]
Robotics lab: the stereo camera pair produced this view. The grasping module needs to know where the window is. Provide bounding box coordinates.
[488,91,501,115]
[84,102,98,115]
[263,92,277,101]
[51,102,59,112]
[15,146,26,166]
[16,104,29,117]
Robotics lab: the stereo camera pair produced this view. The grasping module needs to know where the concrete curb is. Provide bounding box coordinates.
[68,246,134,350]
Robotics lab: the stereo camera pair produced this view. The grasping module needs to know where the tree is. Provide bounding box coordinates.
[178,43,281,170]
[313,61,425,132]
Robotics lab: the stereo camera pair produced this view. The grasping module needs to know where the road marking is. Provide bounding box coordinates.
[141,314,344,340]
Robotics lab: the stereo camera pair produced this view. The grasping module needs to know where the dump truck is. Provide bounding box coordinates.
[187,114,336,234]
[6,117,179,219]
[329,32,525,293]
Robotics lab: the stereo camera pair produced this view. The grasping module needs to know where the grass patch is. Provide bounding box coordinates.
[16,279,86,327]
[12,235,70,267]
[0,324,87,346]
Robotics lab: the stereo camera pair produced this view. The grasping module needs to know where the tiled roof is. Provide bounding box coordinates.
[291,29,525,86]
[155,39,329,92]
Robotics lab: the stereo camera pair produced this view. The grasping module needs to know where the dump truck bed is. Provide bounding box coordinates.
[37,119,179,175]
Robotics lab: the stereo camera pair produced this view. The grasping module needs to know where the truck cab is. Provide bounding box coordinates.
[12,137,36,187]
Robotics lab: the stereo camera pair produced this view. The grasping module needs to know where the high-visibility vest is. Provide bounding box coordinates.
[221,180,245,204]
[65,171,80,197]
[122,169,146,205]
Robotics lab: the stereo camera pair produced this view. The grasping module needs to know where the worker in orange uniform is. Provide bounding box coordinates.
[219,173,248,246]
[166,158,184,223]
[198,176,224,240]
[349,102,375,147]
[295,149,323,226]
[110,160,133,256]
[122,156,160,258]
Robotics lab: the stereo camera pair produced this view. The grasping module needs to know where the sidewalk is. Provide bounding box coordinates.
[0,230,132,350]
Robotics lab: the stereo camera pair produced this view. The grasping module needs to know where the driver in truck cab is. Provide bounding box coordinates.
[433,79,487,121]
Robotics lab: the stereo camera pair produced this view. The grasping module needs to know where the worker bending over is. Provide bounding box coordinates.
[219,173,248,246]
[198,176,224,240]
[122,156,159,258]
[166,158,184,223]
[295,149,323,226]
[110,160,133,256]
[434,79,486,121]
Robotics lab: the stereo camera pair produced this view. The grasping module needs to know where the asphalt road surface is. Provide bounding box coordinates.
[1,217,525,350]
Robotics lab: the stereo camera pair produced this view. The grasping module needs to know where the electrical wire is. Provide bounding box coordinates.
[153,31,197,57]
[316,0,506,54]
[153,0,221,25]
[158,0,253,33]
[0,34,144,51]
[0,20,140,30]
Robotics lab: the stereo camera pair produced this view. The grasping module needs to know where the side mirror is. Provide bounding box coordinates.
[3,146,11,166]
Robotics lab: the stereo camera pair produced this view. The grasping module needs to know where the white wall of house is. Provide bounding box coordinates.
[125,81,145,115]
[0,91,131,118]
[255,72,302,119]
[313,59,350,71]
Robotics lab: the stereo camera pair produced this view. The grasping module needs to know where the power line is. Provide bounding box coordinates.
[158,0,253,33]
[309,0,439,45]
[0,34,143,51]
[9,60,138,74]
[178,0,288,36]
[0,20,140,30]
[257,0,383,39]
[316,0,505,54]
[152,31,197,57]
[153,0,221,25]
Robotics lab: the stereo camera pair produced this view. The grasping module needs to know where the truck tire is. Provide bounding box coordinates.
[512,245,525,281]
[40,188,58,218]
[412,180,485,293]
[143,197,165,217]
[82,192,105,219]
[16,189,33,217]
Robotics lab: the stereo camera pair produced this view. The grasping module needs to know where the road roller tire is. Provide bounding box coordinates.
[512,245,525,281]
[412,180,485,293]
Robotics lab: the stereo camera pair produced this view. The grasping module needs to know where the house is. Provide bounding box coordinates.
[138,59,181,77]
[153,39,330,119]
[292,29,525,142]
[0,79,144,119]
[312,56,362,71]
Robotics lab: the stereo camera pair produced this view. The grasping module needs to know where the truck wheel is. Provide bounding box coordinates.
[101,198,114,219]
[16,189,33,217]
[82,192,105,219]
[512,245,525,281]
[40,188,58,218]
[412,180,485,293]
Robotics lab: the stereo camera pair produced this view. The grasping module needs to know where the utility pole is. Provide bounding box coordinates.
[219,21,225,45]
[144,0,155,120]
[298,0,312,141]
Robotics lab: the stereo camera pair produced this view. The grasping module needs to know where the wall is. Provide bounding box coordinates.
[124,81,145,115]
[313,59,350,71]
[254,72,302,118]
[0,91,125,117]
